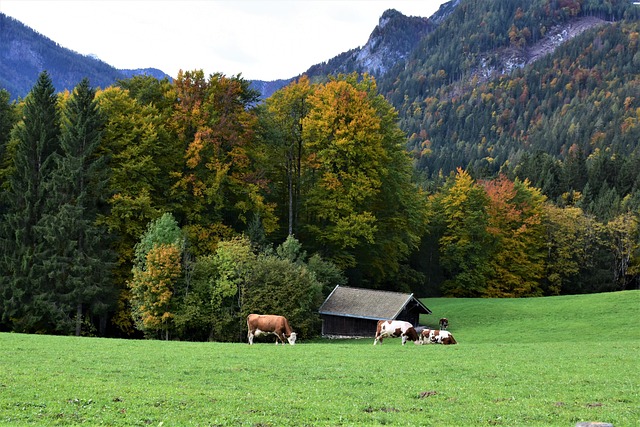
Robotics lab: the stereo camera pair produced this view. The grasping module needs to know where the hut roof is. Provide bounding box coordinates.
[318,285,431,320]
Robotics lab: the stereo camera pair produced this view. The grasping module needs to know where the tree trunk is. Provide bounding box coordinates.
[75,303,82,336]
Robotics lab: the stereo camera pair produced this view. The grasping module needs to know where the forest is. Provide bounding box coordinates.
[1,0,639,340]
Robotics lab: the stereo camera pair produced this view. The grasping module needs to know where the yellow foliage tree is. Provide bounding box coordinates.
[128,244,182,339]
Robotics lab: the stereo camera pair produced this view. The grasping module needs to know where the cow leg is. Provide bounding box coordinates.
[248,330,254,345]
[275,332,286,345]
[401,335,408,345]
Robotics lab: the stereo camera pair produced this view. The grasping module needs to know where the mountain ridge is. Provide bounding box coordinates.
[0,13,172,100]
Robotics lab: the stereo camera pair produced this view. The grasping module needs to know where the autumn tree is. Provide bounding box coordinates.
[543,205,591,295]
[480,175,546,297]
[171,70,276,256]
[97,83,179,334]
[128,213,185,339]
[606,212,640,290]
[264,76,312,237]
[299,74,426,285]
[129,244,182,340]
[432,168,493,297]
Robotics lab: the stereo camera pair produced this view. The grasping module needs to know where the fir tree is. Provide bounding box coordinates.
[38,78,116,335]
[0,71,61,332]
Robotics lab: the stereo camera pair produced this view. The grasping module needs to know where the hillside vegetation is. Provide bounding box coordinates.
[1,291,637,426]
[376,0,640,220]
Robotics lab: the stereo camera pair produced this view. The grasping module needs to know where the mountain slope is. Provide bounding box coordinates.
[305,9,435,80]
[251,6,449,100]
[0,13,170,100]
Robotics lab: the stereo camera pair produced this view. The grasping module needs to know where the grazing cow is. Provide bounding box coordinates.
[419,328,457,345]
[247,314,297,345]
[439,318,449,330]
[373,320,420,345]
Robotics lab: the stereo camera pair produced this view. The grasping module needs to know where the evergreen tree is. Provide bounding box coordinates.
[0,71,61,332]
[37,78,116,335]
[0,89,16,171]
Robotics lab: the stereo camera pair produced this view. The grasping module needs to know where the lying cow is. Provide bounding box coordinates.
[420,328,457,345]
[439,317,449,330]
[247,314,297,345]
[374,320,420,345]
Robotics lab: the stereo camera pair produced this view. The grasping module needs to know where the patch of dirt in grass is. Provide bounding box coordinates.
[586,402,604,407]
[418,390,438,399]
[363,406,400,413]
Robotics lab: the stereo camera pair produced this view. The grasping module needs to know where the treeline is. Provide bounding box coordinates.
[0,71,638,340]
[418,168,638,298]
[0,71,424,338]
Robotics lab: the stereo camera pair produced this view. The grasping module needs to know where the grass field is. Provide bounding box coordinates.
[1,291,638,426]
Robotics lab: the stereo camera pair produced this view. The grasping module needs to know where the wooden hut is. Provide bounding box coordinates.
[318,285,432,338]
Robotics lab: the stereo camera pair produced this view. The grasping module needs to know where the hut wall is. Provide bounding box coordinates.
[397,309,420,326]
[321,315,378,337]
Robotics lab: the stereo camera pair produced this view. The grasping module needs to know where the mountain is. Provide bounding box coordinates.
[0,13,171,100]
[372,0,640,220]
[304,9,435,80]
[250,6,448,100]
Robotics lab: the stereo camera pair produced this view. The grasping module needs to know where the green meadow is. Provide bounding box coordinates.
[1,291,638,426]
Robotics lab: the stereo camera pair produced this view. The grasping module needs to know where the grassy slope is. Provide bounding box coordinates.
[0,291,638,426]
[420,291,640,343]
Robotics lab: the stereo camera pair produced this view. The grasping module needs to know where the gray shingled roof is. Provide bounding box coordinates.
[318,286,431,320]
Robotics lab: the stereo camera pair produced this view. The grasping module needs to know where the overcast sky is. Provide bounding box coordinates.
[1,0,449,81]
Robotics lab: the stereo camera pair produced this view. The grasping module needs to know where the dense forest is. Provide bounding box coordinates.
[376,0,640,220]
[1,0,639,340]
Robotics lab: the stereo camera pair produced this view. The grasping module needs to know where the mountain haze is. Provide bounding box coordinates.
[0,13,171,100]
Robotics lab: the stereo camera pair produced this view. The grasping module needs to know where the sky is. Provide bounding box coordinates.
[1,0,449,81]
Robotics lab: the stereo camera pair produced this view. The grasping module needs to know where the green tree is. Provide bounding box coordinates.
[0,71,61,332]
[264,76,312,236]
[434,168,493,297]
[0,89,17,180]
[37,78,116,335]
[275,234,347,296]
[175,235,255,341]
[242,250,323,340]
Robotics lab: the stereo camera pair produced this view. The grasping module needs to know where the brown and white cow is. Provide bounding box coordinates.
[439,318,449,330]
[419,328,457,345]
[247,314,297,345]
[373,320,420,345]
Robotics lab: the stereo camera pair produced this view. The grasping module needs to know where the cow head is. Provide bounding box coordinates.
[287,332,297,345]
